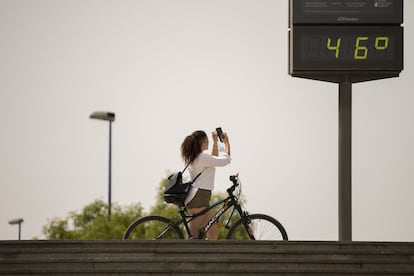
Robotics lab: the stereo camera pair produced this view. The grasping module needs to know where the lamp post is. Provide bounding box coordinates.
[90,111,115,218]
[9,218,24,240]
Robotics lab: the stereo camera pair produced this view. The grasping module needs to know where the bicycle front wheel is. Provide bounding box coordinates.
[123,215,184,240]
[226,214,288,241]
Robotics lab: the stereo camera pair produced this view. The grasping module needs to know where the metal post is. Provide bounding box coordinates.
[108,121,112,218]
[89,112,115,220]
[338,80,352,241]
[18,222,22,240]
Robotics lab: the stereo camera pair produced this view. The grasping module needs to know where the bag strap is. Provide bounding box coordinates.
[192,170,202,184]
[182,163,190,173]
[183,163,203,184]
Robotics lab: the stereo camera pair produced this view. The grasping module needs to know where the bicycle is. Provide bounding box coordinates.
[123,174,288,240]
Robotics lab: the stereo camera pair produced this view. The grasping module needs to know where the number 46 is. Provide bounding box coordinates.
[327,36,389,60]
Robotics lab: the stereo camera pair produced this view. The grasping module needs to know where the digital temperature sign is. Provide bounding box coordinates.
[288,0,404,241]
[291,26,403,71]
[288,0,403,83]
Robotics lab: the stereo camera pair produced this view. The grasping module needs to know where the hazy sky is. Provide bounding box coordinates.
[1,0,413,241]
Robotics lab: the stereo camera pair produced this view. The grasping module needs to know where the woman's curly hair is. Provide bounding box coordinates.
[181,130,208,165]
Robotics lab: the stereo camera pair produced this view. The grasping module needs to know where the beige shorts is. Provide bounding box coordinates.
[186,189,211,209]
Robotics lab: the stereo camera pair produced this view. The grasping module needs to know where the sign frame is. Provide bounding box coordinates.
[290,0,403,25]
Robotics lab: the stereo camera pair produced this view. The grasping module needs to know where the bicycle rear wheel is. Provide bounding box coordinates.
[226,214,288,240]
[123,215,184,240]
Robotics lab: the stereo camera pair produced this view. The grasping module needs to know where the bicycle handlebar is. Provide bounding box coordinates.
[227,174,239,194]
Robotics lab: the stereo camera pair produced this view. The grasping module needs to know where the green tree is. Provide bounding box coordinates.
[42,200,143,239]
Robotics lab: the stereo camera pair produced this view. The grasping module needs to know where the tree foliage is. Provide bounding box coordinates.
[42,172,246,239]
[42,200,143,239]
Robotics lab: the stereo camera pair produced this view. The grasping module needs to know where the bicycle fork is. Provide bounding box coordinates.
[236,205,255,240]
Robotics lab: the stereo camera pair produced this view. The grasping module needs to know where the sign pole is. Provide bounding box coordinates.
[338,78,352,241]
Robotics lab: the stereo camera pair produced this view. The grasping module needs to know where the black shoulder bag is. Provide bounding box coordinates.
[164,164,202,206]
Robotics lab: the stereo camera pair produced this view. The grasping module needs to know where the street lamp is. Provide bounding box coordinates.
[90,111,115,218]
[9,218,24,240]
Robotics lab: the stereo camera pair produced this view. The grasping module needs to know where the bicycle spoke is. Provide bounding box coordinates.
[226,214,288,241]
[249,219,284,240]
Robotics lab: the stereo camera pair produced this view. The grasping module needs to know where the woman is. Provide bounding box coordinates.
[181,130,231,240]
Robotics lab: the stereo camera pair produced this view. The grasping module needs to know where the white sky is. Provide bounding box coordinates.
[1,0,412,241]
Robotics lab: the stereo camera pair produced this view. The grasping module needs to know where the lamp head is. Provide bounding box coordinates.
[9,218,24,225]
[90,112,115,122]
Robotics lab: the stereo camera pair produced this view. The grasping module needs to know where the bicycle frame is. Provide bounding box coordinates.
[175,189,250,239]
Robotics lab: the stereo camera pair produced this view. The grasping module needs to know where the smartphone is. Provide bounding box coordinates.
[216,127,225,142]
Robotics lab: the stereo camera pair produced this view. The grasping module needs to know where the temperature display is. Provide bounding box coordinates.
[290,25,403,71]
[308,35,392,61]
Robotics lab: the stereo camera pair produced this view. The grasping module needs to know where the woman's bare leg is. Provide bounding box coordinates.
[206,210,218,240]
[188,207,207,238]
[189,208,219,240]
